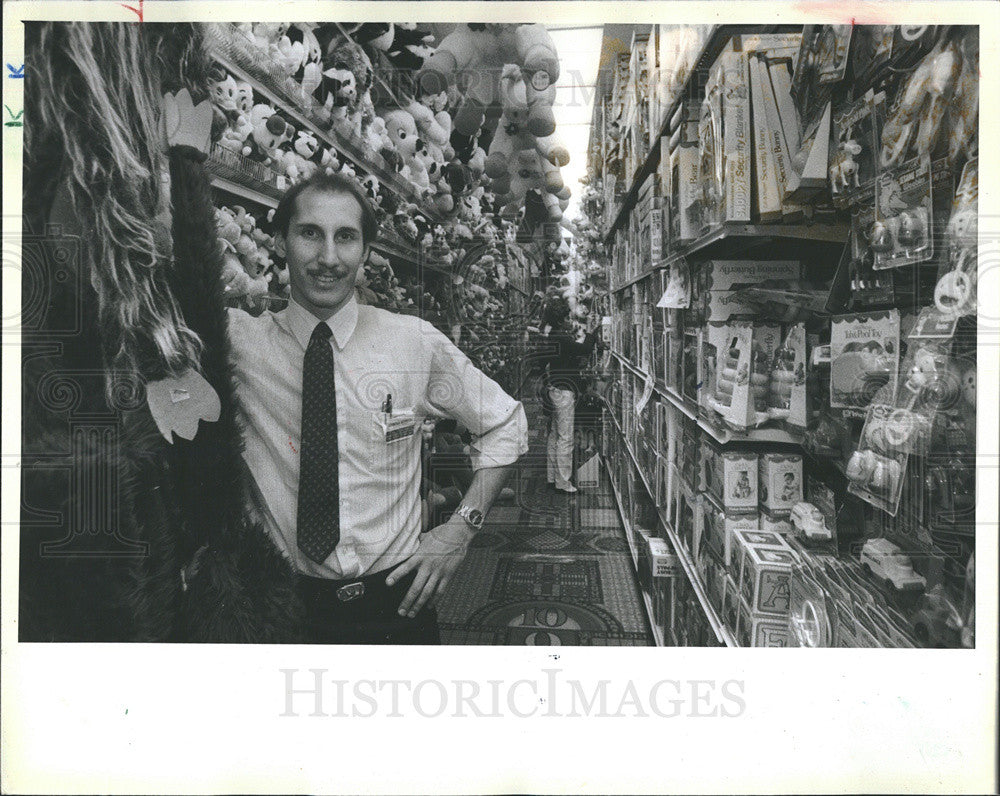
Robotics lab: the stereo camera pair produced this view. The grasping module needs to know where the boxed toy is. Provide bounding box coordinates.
[760,508,794,536]
[767,323,809,428]
[667,139,701,246]
[700,49,752,229]
[701,493,759,568]
[703,442,759,512]
[736,594,792,647]
[829,310,900,410]
[732,529,795,618]
[759,452,803,512]
[725,31,802,58]
[699,259,800,292]
[748,51,783,222]
[706,322,783,429]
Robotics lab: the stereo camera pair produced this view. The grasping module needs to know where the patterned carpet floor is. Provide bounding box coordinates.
[438,388,654,646]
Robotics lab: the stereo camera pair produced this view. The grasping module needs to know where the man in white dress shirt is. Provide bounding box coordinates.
[228,172,528,644]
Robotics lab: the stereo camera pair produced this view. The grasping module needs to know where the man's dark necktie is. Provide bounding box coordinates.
[297,321,340,564]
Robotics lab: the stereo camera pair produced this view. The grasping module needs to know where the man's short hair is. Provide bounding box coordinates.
[272,172,379,246]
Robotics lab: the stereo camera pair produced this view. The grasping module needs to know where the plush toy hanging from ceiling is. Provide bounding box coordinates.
[22,21,300,642]
[417,23,560,141]
[485,64,569,187]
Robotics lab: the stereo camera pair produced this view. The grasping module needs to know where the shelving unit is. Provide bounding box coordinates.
[605,409,735,647]
[610,351,804,446]
[602,24,802,246]
[205,23,442,223]
[605,463,667,647]
[585,22,979,649]
[610,222,850,293]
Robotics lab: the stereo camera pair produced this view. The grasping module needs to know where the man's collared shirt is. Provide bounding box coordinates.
[228,295,528,579]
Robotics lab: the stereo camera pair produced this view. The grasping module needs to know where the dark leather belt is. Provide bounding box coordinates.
[297,566,414,603]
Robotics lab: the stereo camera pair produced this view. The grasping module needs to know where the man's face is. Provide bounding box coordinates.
[277,189,369,320]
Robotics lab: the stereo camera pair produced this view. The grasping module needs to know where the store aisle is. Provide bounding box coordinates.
[437,382,654,646]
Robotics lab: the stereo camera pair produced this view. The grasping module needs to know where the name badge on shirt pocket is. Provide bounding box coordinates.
[373,409,417,445]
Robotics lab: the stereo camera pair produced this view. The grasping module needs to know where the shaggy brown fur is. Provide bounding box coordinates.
[21,22,302,642]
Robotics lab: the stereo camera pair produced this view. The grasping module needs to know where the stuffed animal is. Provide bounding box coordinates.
[215,206,241,247]
[407,95,450,149]
[385,23,436,71]
[244,103,295,166]
[251,22,290,64]
[382,107,430,193]
[314,29,374,139]
[485,64,569,187]
[417,24,560,139]
[282,23,323,99]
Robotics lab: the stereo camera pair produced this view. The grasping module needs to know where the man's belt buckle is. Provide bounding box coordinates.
[336,582,365,602]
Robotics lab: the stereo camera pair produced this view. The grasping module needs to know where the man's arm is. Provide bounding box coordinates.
[386,464,513,618]
[386,321,529,617]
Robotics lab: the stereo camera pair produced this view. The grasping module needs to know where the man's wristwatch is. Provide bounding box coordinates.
[455,504,484,531]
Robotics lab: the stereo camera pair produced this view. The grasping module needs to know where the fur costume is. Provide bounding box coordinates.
[22,22,301,642]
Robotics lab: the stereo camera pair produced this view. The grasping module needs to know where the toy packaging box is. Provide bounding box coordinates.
[829,310,900,410]
[759,452,803,512]
[667,139,701,246]
[703,442,759,512]
[732,529,795,619]
[768,322,809,429]
[706,322,782,429]
[760,508,794,535]
[699,259,800,292]
[701,492,759,567]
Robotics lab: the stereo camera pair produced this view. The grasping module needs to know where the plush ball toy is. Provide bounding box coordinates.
[417,24,560,139]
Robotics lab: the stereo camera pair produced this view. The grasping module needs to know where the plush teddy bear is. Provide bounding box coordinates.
[252,22,290,60]
[215,206,241,247]
[486,64,569,185]
[417,24,560,139]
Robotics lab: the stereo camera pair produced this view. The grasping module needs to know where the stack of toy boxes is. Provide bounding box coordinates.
[723,529,795,646]
[637,172,663,273]
[700,440,759,570]
[699,46,752,232]
[625,30,651,179]
[697,259,800,323]
[758,452,803,535]
[645,25,664,149]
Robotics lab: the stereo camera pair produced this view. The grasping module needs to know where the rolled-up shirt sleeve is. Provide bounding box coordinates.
[423,321,529,471]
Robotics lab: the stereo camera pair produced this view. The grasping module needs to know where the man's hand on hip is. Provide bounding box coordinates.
[386,516,476,618]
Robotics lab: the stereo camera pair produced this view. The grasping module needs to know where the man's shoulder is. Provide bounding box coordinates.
[227,307,283,351]
[357,305,447,344]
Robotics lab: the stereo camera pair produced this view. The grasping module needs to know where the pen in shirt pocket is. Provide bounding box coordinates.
[381,393,393,416]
